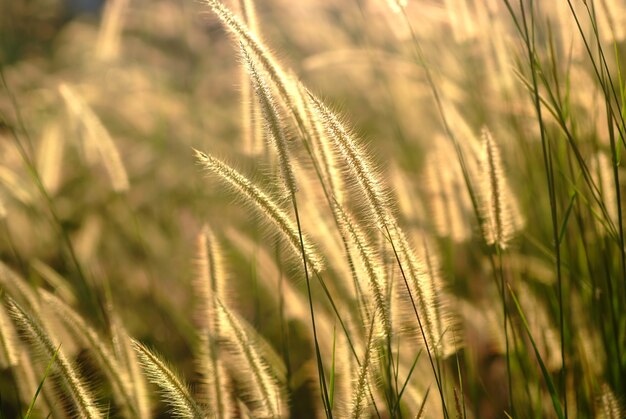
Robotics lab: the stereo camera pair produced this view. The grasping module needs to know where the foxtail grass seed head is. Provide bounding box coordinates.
[8,297,102,419]
[597,383,624,419]
[214,298,284,418]
[478,127,524,249]
[241,46,297,195]
[0,301,18,368]
[132,339,208,419]
[40,290,141,417]
[306,91,391,229]
[194,149,324,272]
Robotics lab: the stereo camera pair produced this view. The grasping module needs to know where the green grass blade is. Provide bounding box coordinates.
[24,345,60,419]
[508,284,565,419]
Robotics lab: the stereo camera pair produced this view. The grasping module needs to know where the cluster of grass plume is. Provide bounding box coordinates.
[2,0,626,417]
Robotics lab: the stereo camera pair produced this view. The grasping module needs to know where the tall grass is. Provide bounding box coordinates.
[0,0,625,417]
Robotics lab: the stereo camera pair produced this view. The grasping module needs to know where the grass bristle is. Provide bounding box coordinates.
[132,339,207,419]
[7,297,102,419]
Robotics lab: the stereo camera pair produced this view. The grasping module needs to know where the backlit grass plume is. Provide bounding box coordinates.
[205,0,294,108]
[242,46,297,194]
[478,127,524,249]
[0,298,18,368]
[597,383,624,419]
[194,149,323,271]
[306,92,390,230]
[132,339,208,419]
[40,290,144,418]
[7,297,102,419]
[237,0,263,155]
[214,297,285,418]
[392,228,453,357]
[597,382,624,419]
[350,317,377,419]
[106,301,151,419]
[193,225,234,418]
[333,201,391,338]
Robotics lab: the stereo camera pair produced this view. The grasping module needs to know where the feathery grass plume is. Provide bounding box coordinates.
[292,81,345,205]
[195,224,226,328]
[306,92,390,229]
[204,0,296,113]
[224,227,335,344]
[37,121,64,195]
[597,383,624,419]
[0,299,18,367]
[237,0,264,155]
[58,83,129,193]
[106,298,151,419]
[132,339,208,419]
[391,227,446,357]
[7,297,102,419]
[416,236,456,357]
[39,290,141,418]
[333,327,359,417]
[333,202,390,339]
[392,231,456,358]
[242,46,297,194]
[349,316,377,419]
[194,225,234,418]
[422,138,473,242]
[96,0,129,60]
[478,127,524,249]
[214,297,285,418]
[306,88,449,360]
[590,151,619,232]
[194,149,324,271]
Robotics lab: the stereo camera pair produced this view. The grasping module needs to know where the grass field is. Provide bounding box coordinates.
[0,0,625,417]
